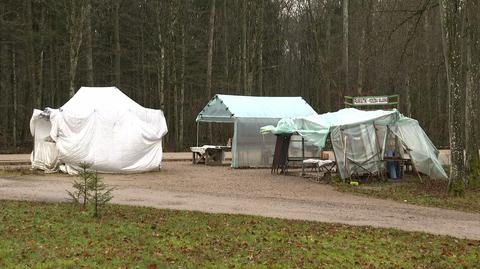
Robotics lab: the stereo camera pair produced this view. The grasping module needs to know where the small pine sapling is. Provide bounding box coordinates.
[87,172,114,218]
[66,162,93,209]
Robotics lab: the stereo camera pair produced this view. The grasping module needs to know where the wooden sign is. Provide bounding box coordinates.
[344,94,399,109]
[353,96,389,105]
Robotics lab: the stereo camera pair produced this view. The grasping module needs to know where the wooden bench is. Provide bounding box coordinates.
[302,159,336,180]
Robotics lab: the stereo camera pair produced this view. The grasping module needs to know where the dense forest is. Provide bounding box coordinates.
[0,0,478,160]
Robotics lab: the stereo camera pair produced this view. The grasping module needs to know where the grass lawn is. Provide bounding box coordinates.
[334,176,480,214]
[0,200,479,268]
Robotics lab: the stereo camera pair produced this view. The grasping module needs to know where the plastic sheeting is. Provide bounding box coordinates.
[261,108,447,179]
[196,94,317,121]
[30,87,168,174]
[196,94,317,168]
[234,118,277,167]
[261,109,398,148]
[331,124,385,179]
[390,117,448,179]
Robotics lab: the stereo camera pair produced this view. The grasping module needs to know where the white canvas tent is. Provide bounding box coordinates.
[196,94,317,167]
[30,86,168,174]
[261,108,447,179]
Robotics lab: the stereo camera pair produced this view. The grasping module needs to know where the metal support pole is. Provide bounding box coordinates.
[196,122,199,146]
[301,136,305,176]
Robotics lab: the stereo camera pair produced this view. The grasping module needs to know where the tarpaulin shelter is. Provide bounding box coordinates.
[261,108,447,179]
[30,86,168,174]
[196,94,317,168]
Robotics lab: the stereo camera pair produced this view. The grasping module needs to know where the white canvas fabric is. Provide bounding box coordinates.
[30,109,59,172]
[30,87,168,174]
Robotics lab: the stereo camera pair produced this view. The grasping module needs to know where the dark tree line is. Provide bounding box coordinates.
[0,0,479,180]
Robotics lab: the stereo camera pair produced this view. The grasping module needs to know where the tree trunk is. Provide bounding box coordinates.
[405,72,412,117]
[242,0,248,95]
[171,2,178,149]
[12,49,17,150]
[342,0,349,96]
[206,0,215,143]
[357,28,365,96]
[324,1,332,112]
[206,0,215,100]
[0,43,9,135]
[179,18,186,150]
[68,0,86,97]
[155,1,165,110]
[37,4,46,108]
[113,1,121,86]
[85,0,94,86]
[140,18,147,105]
[26,0,38,107]
[258,0,264,96]
[423,12,433,134]
[465,0,480,176]
[439,0,466,184]
[223,0,229,93]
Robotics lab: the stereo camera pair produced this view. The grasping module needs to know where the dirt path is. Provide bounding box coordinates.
[1,162,479,240]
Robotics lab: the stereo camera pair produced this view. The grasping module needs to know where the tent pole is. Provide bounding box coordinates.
[373,124,385,181]
[301,136,305,176]
[343,134,348,183]
[196,122,199,146]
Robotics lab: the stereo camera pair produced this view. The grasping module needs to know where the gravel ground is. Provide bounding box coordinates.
[1,161,479,240]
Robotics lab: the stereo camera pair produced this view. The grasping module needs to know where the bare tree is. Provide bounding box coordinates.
[113,0,121,86]
[343,0,349,95]
[223,0,229,93]
[206,0,216,143]
[242,0,249,95]
[439,0,466,185]
[258,0,264,96]
[465,0,480,176]
[12,49,17,150]
[179,1,186,150]
[171,1,178,149]
[155,0,165,110]
[67,0,87,97]
[206,0,215,100]
[85,0,94,86]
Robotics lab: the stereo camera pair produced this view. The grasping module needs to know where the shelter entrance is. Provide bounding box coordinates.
[193,122,233,166]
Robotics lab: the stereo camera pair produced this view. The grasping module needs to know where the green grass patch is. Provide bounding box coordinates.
[0,200,478,268]
[335,176,480,213]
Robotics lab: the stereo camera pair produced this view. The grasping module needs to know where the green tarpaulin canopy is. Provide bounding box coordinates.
[261,108,447,180]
